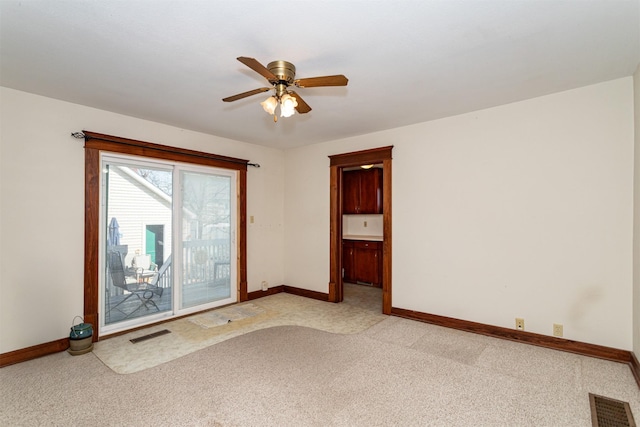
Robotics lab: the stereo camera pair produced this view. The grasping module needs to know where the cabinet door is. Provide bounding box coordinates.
[358,169,383,214]
[354,241,381,286]
[342,171,360,214]
[342,240,355,282]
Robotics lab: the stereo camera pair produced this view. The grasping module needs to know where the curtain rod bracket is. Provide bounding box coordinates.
[248,163,260,168]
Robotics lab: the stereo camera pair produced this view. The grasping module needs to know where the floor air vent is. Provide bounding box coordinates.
[589,393,636,427]
[130,329,171,344]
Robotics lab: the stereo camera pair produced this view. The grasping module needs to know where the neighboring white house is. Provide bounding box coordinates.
[107,165,226,268]
[107,165,177,268]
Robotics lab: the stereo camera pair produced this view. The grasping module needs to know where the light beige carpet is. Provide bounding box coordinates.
[2,321,638,426]
[93,290,387,374]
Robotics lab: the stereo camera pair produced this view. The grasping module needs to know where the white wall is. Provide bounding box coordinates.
[0,87,285,353]
[343,214,383,238]
[283,139,379,292]
[284,78,635,350]
[2,77,636,354]
[634,65,640,358]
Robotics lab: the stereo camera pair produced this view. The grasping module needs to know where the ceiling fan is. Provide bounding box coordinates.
[222,57,348,121]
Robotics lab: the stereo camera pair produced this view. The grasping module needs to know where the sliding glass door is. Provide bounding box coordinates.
[100,154,237,334]
[179,168,235,310]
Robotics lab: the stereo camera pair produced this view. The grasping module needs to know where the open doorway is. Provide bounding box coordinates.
[328,146,393,314]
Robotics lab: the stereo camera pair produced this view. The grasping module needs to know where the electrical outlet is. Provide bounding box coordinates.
[261,281,268,291]
[515,318,525,331]
[250,215,255,224]
[364,221,368,227]
[553,323,563,337]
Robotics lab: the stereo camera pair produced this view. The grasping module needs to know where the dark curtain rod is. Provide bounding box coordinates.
[71,131,260,168]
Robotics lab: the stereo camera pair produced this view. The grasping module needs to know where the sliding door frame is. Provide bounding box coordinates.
[83,131,248,339]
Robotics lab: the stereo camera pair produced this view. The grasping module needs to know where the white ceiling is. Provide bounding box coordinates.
[1,0,639,149]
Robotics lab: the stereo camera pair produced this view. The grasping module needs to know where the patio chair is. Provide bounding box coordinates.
[132,254,157,282]
[108,251,164,320]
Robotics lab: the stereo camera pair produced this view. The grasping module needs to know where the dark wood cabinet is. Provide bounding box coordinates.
[358,169,383,214]
[342,171,360,214]
[342,239,382,287]
[342,240,355,283]
[354,241,381,286]
[342,168,383,214]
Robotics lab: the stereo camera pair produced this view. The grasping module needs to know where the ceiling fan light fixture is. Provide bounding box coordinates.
[260,96,278,115]
[280,93,298,118]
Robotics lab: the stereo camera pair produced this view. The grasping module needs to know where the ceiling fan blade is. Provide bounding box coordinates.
[294,74,348,88]
[237,57,277,82]
[290,91,312,114]
[222,87,271,102]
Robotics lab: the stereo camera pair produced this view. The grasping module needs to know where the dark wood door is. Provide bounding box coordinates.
[354,241,381,286]
[358,169,383,214]
[342,240,355,282]
[342,171,360,214]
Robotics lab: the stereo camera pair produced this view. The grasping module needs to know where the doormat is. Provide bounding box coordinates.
[187,303,265,329]
[589,393,636,427]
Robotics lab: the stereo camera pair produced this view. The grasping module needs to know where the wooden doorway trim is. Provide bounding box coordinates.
[328,146,393,314]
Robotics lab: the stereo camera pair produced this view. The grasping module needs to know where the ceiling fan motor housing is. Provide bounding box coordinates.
[267,60,296,84]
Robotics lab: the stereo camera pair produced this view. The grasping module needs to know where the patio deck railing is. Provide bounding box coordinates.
[106,238,230,296]
[183,238,230,286]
